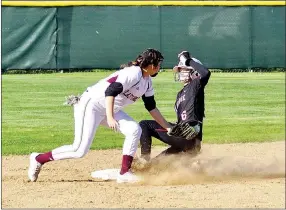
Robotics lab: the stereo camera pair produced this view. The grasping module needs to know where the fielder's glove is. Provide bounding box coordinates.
[167,122,200,140]
[63,94,81,106]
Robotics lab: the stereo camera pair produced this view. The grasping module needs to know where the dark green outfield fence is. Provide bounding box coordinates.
[2,6,285,71]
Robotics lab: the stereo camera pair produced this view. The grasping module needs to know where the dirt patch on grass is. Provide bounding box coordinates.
[2,141,285,208]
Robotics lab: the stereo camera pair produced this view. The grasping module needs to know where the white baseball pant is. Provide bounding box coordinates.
[51,92,142,160]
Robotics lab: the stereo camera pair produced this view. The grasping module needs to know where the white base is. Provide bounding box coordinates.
[91,168,120,181]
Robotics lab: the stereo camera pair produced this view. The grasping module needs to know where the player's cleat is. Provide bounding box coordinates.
[140,154,151,162]
[116,171,141,183]
[132,155,151,171]
[28,153,42,182]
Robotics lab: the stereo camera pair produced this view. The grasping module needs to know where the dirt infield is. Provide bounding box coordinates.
[2,141,285,208]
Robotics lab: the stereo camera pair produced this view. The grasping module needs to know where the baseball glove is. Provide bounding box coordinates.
[167,122,200,140]
[63,94,81,106]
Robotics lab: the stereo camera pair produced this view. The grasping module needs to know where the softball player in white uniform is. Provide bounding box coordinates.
[28,49,172,183]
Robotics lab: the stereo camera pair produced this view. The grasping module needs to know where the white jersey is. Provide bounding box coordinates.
[86,66,154,113]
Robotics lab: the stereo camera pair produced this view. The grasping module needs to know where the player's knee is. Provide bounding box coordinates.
[73,149,87,159]
[139,120,149,130]
[127,122,142,138]
[71,144,80,152]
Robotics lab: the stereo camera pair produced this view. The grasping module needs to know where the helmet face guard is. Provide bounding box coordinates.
[173,64,200,82]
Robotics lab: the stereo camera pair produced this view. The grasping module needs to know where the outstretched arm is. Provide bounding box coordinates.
[149,108,171,132]
[142,94,172,131]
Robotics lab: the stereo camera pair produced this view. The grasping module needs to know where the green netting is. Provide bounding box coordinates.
[2,7,57,70]
[1,6,285,71]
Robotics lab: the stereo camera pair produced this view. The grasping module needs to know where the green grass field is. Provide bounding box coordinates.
[2,72,285,155]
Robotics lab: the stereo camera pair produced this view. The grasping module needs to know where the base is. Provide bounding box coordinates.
[91,168,120,181]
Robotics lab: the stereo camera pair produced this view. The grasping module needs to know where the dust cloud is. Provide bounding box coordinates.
[132,153,285,185]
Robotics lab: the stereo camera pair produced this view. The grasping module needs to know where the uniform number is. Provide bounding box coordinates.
[181,110,187,120]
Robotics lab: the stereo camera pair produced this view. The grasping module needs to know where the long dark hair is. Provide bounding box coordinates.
[120,48,164,69]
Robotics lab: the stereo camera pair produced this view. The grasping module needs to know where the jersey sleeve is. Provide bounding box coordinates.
[189,60,211,87]
[107,66,142,93]
[144,79,155,97]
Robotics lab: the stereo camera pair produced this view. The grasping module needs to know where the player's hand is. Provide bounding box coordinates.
[107,117,119,132]
[166,127,171,133]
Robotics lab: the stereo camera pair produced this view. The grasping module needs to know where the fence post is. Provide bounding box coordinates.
[249,6,254,71]
[56,7,58,69]
[159,6,162,55]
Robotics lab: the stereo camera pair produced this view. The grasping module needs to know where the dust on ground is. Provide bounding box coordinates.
[2,141,285,208]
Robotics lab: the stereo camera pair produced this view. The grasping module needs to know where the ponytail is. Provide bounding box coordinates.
[119,61,135,69]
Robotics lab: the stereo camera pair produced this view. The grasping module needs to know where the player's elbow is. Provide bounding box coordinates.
[73,149,88,159]
[146,106,156,112]
[201,69,211,86]
[142,95,156,111]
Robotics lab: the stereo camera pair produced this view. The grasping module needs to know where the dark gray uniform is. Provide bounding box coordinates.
[139,59,211,157]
